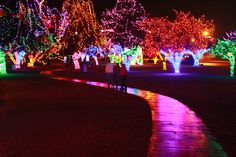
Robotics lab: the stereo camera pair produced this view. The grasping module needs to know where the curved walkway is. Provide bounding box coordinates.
[41,69,227,157]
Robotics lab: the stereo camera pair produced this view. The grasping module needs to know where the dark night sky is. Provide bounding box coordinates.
[49,0,236,37]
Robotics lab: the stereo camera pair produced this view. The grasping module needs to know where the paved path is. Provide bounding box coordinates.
[41,69,228,157]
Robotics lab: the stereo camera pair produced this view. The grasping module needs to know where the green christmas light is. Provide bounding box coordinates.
[212,39,236,76]
[0,49,6,75]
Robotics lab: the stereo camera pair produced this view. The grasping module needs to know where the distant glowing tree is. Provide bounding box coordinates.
[1,1,68,68]
[224,31,236,42]
[0,49,7,75]
[212,39,236,77]
[140,11,215,73]
[18,1,54,67]
[15,0,69,67]
[101,0,146,48]
[0,4,27,70]
[63,0,102,53]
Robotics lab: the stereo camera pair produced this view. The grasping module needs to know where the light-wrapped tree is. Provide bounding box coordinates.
[14,0,69,67]
[212,39,236,77]
[0,4,24,70]
[0,49,6,75]
[139,11,215,73]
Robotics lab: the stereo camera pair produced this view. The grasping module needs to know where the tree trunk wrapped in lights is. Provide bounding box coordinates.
[139,11,215,73]
[153,52,167,70]
[160,49,185,74]
[122,45,143,70]
[212,39,236,77]
[7,50,26,70]
[0,49,6,75]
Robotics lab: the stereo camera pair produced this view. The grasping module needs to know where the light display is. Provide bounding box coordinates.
[35,0,69,53]
[139,11,215,73]
[101,0,146,48]
[74,44,103,67]
[72,51,81,70]
[84,44,102,65]
[0,49,6,75]
[186,48,210,66]
[160,49,185,73]
[122,45,143,70]
[27,52,43,67]
[63,0,102,52]
[0,5,19,48]
[153,52,167,70]
[108,43,123,63]
[7,50,26,69]
[2,0,68,62]
[224,31,236,42]
[212,39,236,76]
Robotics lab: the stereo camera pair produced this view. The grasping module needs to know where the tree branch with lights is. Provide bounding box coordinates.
[63,0,102,53]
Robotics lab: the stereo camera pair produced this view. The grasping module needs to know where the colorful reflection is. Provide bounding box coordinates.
[41,70,227,157]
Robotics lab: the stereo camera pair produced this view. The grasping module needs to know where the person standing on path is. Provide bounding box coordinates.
[120,64,127,92]
[105,62,114,88]
[113,63,120,90]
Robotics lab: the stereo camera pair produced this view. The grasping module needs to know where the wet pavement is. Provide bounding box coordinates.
[41,69,228,157]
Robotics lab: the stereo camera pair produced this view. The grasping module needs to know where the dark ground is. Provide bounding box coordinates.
[0,69,152,157]
[0,60,235,156]
[53,61,236,157]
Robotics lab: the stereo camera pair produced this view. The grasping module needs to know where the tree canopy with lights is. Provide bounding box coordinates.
[0,5,19,49]
[62,0,102,54]
[0,0,69,68]
[101,0,146,48]
[139,11,215,73]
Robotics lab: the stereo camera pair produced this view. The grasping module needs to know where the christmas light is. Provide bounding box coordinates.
[63,0,102,52]
[224,31,236,42]
[212,39,236,76]
[122,45,143,70]
[72,51,81,70]
[153,52,167,70]
[139,11,215,72]
[108,43,123,63]
[0,49,6,75]
[101,0,146,48]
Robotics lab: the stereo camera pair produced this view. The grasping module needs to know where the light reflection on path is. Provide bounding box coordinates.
[41,70,227,157]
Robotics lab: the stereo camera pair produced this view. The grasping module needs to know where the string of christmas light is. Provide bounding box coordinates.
[0,5,20,49]
[101,0,147,48]
[63,0,102,52]
[224,31,236,42]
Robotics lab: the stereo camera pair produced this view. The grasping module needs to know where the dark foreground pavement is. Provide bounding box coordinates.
[0,73,152,157]
[52,62,236,157]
